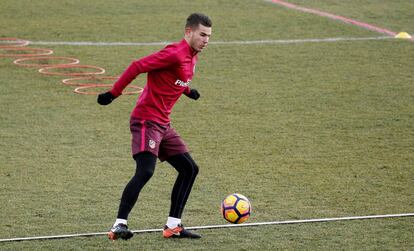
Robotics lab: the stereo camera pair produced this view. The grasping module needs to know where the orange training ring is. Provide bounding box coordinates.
[13,56,80,67]
[0,47,53,57]
[0,38,29,48]
[62,76,119,86]
[38,65,105,76]
[74,84,143,95]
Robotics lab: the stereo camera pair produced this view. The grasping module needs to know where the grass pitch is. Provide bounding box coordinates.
[1,0,413,250]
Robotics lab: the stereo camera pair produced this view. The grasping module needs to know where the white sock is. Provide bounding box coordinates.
[166,217,181,228]
[113,218,127,227]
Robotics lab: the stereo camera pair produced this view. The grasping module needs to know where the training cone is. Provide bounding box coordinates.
[395,32,412,39]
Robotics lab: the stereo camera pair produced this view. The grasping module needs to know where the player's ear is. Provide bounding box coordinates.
[184,27,193,36]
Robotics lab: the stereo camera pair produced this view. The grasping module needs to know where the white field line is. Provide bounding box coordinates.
[0,213,413,242]
[27,36,393,47]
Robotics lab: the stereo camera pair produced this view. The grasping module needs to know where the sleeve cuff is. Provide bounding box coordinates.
[184,86,191,95]
[110,89,121,98]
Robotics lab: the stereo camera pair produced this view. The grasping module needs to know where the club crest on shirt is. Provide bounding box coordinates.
[174,79,191,87]
[148,139,156,149]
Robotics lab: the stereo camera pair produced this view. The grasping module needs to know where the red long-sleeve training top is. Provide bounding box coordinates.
[110,39,198,125]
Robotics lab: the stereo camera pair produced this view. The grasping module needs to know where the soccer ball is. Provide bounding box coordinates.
[221,193,251,224]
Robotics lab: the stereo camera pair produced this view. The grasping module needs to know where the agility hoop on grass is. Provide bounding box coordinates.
[38,65,105,76]
[74,84,143,95]
[0,38,29,48]
[0,213,412,242]
[13,56,80,68]
[1,37,139,96]
[0,47,54,57]
[62,76,119,86]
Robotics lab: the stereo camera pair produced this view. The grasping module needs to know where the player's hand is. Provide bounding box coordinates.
[97,91,116,105]
[185,89,200,100]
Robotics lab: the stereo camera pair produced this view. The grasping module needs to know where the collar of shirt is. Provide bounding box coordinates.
[180,38,198,56]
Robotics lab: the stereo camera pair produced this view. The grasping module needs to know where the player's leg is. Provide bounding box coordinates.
[167,152,199,219]
[163,152,201,238]
[108,151,157,240]
[108,119,163,240]
[118,152,157,220]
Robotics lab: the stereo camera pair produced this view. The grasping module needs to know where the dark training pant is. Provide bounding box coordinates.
[117,151,199,220]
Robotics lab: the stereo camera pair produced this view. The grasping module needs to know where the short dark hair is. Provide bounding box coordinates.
[185,13,212,28]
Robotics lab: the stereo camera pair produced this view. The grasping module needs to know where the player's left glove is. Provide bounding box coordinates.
[185,89,200,100]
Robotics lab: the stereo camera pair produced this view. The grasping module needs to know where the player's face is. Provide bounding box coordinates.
[186,24,212,53]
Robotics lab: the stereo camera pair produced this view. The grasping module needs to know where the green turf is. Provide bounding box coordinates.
[285,0,414,34]
[1,0,413,250]
[0,0,380,42]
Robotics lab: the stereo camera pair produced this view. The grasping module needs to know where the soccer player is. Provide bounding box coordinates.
[97,13,212,240]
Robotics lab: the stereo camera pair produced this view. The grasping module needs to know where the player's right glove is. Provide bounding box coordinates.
[97,91,116,105]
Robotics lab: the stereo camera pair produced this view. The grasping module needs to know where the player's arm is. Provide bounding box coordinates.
[97,46,179,105]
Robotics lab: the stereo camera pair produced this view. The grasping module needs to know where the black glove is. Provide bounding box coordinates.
[97,91,116,105]
[185,89,200,100]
